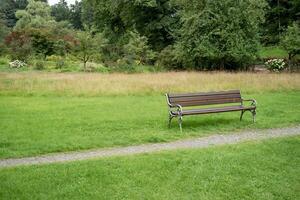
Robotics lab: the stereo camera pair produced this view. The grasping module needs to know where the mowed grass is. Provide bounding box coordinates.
[258,46,289,59]
[0,136,299,199]
[0,91,299,159]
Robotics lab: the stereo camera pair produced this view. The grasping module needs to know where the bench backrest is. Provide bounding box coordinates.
[167,90,242,107]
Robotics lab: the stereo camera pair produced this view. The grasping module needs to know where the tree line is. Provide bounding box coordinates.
[0,0,299,70]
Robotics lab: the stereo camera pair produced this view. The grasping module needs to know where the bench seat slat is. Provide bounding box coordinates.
[172,98,242,106]
[171,105,255,116]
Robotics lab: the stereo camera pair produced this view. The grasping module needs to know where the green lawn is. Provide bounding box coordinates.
[0,136,299,199]
[1,91,299,159]
[259,46,288,59]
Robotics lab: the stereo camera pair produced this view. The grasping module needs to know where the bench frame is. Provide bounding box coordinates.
[166,90,257,131]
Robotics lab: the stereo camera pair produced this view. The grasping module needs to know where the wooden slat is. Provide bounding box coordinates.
[168,90,240,98]
[176,98,242,107]
[167,90,242,106]
[169,93,241,103]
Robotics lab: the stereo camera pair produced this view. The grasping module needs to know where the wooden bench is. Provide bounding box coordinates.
[166,90,256,131]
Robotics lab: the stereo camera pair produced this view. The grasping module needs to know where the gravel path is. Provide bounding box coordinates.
[1,126,299,168]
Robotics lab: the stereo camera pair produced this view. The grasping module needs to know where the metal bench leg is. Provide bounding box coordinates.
[240,110,244,121]
[251,109,256,123]
[168,115,173,128]
[178,115,183,132]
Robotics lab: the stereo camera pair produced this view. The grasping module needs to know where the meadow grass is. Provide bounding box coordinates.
[0,136,299,199]
[0,91,299,159]
[0,72,300,96]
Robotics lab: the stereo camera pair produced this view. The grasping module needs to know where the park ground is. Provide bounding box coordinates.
[0,71,300,199]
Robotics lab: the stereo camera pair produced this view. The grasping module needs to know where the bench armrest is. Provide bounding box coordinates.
[168,104,183,114]
[242,98,257,107]
[166,94,183,114]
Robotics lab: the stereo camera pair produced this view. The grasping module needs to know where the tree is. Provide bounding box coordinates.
[12,0,74,58]
[175,0,267,70]
[0,18,10,55]
[280,23,300,67]
[123,31,156,65]
[82,0,179,51]
[5,30,32,61]
[14,0,54,30]
[69,0,83,29]
[51,0,70,22]
[262,0,300,44]
[0,0,28,27]
[73,31,106,70]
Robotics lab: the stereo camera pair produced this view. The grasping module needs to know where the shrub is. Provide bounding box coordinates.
[265,59,286,72]
[55,59,65,69]
[156,45,182,69]
[123,31,156,66]
[34,60,45,70]
[82,62,109,73]
[280,23,300,69]
[5,31,32,61]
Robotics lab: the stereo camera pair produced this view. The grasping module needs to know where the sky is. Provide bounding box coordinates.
[48,0,80,6]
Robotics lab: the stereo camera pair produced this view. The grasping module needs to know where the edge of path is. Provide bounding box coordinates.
[1,126,299,168]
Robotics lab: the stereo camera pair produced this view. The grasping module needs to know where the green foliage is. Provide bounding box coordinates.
[280,23,300,59]
[14,0,54,30]
[73,31,107,71]
[122,31,156,65]
[82,0,179,51]
[28,28,55,58]
[34,59,45,70]
[175,0,267,70]
[55,57,65,69]
[262,0,300,44]
[1,0,298,70]
[4,31,32,61]
[69,1,83,30]
[156,45,181,69]
[0,19,10,55]
[0,0,28,27]
[50,0,70,22]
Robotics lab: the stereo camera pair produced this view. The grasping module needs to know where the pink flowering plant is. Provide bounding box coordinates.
[265,59,285,72]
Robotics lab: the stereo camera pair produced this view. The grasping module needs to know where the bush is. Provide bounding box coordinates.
[265,59,286,72]
[156,46,182,69]
[34,60,45,70]
[123,31,156,66]
[82,62,109,73]
[5,31,32,61]
[55,59,65,69]
[280,23,300,63]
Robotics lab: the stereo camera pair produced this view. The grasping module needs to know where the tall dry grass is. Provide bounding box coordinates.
[0,72,299,96]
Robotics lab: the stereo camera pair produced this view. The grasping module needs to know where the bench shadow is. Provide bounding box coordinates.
[168,115,252,131]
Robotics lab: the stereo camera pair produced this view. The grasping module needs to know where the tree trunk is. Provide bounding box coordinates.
[83,61,87,71]
[288,53,291,72]
[220,59,225,71]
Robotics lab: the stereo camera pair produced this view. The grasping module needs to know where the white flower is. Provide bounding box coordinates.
[265,58,285,72]
[9,60,27,68]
